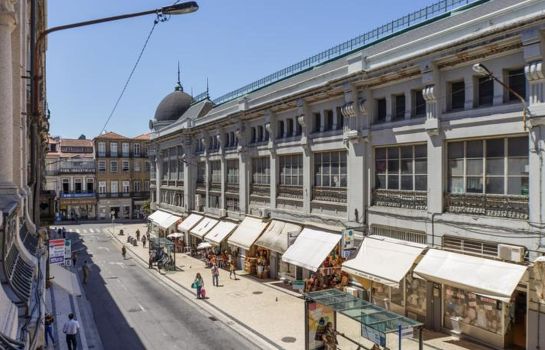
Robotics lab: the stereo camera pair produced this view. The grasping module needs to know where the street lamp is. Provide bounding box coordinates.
[472,63,529,130]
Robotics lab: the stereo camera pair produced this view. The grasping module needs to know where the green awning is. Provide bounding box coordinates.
[305,289,422,334]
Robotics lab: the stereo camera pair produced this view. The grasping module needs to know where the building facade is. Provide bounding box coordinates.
[45,137,96,220]
[94,132,150,220]
[149,0,545,348]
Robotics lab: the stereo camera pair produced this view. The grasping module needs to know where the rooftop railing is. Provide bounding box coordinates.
[211,0,487,106]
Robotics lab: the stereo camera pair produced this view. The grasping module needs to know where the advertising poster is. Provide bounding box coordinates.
[49,239,65,265]
[64,239,72,266]
[307,302,334,350]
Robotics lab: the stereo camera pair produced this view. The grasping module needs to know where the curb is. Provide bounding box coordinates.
[108,227,283,350]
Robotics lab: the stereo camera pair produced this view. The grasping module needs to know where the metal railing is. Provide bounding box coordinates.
[312,187,347,203]
[212,0,487,105]
[445,193,529,219]
[372,189,427,210]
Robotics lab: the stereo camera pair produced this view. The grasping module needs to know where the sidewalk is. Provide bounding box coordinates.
[114,223,474,350]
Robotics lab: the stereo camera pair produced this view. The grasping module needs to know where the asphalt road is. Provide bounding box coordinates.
[68,223,254,350]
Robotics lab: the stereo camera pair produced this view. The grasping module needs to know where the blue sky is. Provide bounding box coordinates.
[47,0,435,139]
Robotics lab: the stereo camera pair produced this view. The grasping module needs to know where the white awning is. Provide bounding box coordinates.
[189,217,219,239]
[254,220,302,254]
[177,214,203,232]
[227,217,269,250]
[148,210,180,229]
[414,249,527,303]
[205,221,238,246]
[342,235,427,288]
[50,264,81,296]
[282,228,342,272]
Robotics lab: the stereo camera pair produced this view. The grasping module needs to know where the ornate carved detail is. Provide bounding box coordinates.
[422,85,436,102]
[296,115,306,128]
[445,193,528,219]
[525,61,544,82]
[312,187,347,203]
[225,184,239,193]
[250,184,270,198]
[277,185,303,200]
[372,189,427,210]
[0,0,16,12]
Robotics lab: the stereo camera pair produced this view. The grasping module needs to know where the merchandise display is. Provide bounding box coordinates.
[406,274,427,317]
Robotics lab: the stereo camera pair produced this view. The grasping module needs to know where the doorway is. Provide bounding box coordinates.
[512,291,526,349]
[425,282,442,331]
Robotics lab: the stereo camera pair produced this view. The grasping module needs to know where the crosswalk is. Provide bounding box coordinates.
[49,226,109,235]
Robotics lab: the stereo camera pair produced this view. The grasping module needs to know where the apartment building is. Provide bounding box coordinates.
[94,132,150,219]
[148,0,545,348]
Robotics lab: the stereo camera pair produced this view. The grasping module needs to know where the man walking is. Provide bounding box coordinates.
[71,251,77,268]
[211,263,219,287]
[62,227,66,239]
[62,313,79,350]
[44,312,55,347]
[82,260,90,285]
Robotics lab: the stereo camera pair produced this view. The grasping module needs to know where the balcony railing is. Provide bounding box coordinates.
[277,185,303,200]
[445,193,529,219]
[250,184,270,197]
[196,181,206,194]
[372,189,427,210]
[226,183,239,193]
[209,183,222,193]
[97,192,131,198]
[60,192,95,198]
[312,187,347,203]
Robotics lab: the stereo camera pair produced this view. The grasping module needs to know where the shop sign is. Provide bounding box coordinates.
[64,240,72,266]
[49,239,65,265]
[293,280,305,291]
[342,229,354,249]
[361,324,386,347]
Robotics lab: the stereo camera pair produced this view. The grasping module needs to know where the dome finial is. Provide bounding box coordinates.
[175,61,183,92]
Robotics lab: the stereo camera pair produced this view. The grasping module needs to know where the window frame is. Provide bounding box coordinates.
[279,154,303,187]
[374,144,427,191]
[314,151,347,188]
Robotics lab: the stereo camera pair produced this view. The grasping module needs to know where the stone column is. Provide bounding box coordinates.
[236,126,249,214]
[0,1,17,195]
[297,100,312,214]
[155,154,161,207]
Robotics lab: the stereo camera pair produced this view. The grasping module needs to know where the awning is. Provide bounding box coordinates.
[414,249,528,303]
[148,210,180,229]
[189,217,218,239]
[342,235,427,288]
[227,217,269,250]
[254,220,302,254]
[177,214,203,232]
[50,264,81,296]
[205,221,238,246]
[282,228,342,272]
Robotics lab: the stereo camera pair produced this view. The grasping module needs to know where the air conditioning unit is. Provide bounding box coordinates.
[258,208,270,218]
[497,244,525,263]
[194,194,203,212]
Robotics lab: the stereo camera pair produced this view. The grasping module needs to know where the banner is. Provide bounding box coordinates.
[49,239,65,265]
[64,239,72,266]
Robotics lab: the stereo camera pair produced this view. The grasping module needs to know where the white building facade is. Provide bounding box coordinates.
[150,0,545,348]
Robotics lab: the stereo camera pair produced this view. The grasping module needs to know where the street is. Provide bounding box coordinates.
[65,222,254,350]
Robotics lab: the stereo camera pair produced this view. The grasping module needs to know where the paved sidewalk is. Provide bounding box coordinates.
[114,223,475,350]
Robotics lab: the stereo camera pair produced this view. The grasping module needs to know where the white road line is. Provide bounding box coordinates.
[74,229,80,233]
[138,303,145,312]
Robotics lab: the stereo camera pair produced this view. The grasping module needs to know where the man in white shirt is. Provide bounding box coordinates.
[62,313,80,350]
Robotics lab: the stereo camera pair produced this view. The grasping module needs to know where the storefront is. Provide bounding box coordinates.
[254,220,302,280]
[97,197,132,219]
[226,217,269,273]
[189,217,218,252]
[147,210,181,237]
[204,220,238,255]
[342,235,427,318]
[59,197,97,220]
[282,228,346,292]
[413,249,528,349]
[177,213,204,245]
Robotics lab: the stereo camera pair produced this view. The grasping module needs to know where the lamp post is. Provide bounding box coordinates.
[472,63,529,130]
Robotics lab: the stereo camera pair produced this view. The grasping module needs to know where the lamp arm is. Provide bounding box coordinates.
[490,75,529,130]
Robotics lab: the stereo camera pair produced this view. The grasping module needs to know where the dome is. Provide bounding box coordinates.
[154,87,193,122]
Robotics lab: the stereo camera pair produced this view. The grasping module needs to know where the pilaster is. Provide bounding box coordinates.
[297,99,312,214]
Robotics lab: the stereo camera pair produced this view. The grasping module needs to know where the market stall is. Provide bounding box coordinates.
[177,213,203,246]
[226,217,269,273]
[342,235,427,317]
[204,220,238,260]
[254,220,302,280]
[188,217,218,255]
[413,249,528,348]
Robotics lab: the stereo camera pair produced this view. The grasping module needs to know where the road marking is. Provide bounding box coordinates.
[88,228,96,233]
[138,303,146,312]
[97,247,110,252]
[74,229,80,233]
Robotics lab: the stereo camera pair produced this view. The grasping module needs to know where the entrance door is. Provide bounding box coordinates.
[425,282,442,331]
[270,252,278,279]
[512,291,527,349]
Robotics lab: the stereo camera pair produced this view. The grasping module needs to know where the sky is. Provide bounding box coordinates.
[47,0,435,139]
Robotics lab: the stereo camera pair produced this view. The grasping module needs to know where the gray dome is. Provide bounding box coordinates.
[154,88,193,122]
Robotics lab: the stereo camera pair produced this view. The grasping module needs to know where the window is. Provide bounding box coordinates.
[413,90,426,118]
[122,143,129,157]
[134,143,141,157]
[98,181,106,194]
[74,179,82,193]
[250,127,256,143]
[122,160,129,172]
[145,161,150,172]
[122,181,130,193]
[450,81,465,110]
[197,162,206,184]
[324,110,334,131]
[144,181,150,191]
[162,150,168,180]
[62,179,69,193]
[169,148,177,179]
[375,145,427,191]
[98,142,106,157]
[226,196,239,211]
[133,181,141,193]
[86,179,94,193]
[394,94,405,120]
[295,119,302,136]
[336,106,344,130]
[98,161,106,172]
[134,160,141,172]
[477,76,493,107]
[257,126,263,142]
[110,142,118,157]
[314,151,347,187]
[210,161,221,184]
[279,154,303,186]
[507,68,526,102]
[287,119,294,136]
[278,120,285,139]
[177,146,184,180]
[110,161,118,173]
[227,160,239,185]
[313,113,322,132]
[209,194,220,209]
[376,98,386,123]
[447,137,528,195]
[252,157,270,185]
[110,181,118,193]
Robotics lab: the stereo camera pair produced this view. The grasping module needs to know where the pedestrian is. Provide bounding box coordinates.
[44,312,55,347]
[192,273,204,299]
[62,227,66,239]
[82,260,90,285]
[57,228,61,237]
[136,229,140,241]
[121,245,127,260]
[211,263,219,287]
[229,256,237,280]
[148,253,153,269]
[142,235,147,248]
[62,313,79,350]
[71,251,77,268]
